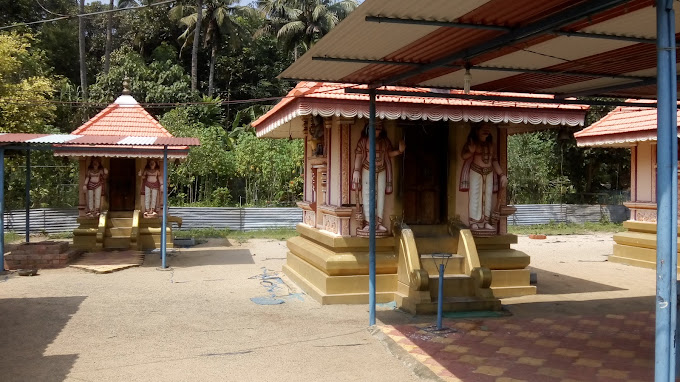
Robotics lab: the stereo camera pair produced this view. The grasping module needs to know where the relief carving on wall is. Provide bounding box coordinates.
[636,210,657,222]
[342,123,350,205]
[351,120,405,237]
[341,219,350,236]
[304,210,316,226]
[459,122,508,237]
[323,214,339,235]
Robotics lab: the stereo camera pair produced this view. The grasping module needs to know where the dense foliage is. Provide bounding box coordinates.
[508,128,630,205]
[0,0,335,209]
[0,0,630,209]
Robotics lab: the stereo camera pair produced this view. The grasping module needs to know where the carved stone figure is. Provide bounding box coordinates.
[83,157,108,217]
[459,122,507,235]
[139,159,163,217]
[309,115,325,156]
[351,120,405,236]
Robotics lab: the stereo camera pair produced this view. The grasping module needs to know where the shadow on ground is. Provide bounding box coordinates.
[531,266,626,294]
[143,248,255,268]
[507,295,655,318]
[0,296,85,381]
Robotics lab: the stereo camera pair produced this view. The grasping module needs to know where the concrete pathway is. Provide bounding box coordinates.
[0,233,658,381]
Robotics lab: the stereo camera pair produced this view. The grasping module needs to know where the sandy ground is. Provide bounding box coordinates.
[0,233,657,381]
[505,233,655,318]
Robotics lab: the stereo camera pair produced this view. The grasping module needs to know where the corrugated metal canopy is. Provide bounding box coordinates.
[0,134,199,146]
[280,0,675,99]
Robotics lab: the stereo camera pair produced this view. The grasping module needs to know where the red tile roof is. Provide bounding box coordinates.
[72,95,172,137]
[574,99,678,147]
[254,82,589,138]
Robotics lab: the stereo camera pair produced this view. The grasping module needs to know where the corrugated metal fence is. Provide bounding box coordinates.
[509,204,629,226]
[3,204,628,234]
[4,207,303,234]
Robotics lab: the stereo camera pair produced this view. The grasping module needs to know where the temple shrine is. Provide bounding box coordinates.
[59,84,190,251]
[253,82,588,313]
[575,100,677,270]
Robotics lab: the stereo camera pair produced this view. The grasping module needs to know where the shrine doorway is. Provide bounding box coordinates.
[403,124,448,225]
[108,158,136,211]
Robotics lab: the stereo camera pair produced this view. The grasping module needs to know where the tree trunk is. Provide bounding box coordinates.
[104,0,114,73]
[208,42,216,97]
[191,0,203,92]
[78,0,88,100]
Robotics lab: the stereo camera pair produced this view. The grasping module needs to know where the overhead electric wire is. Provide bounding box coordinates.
[0,0,176,31]
[0,83,367,109]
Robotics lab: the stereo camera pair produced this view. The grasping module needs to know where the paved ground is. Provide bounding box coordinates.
[379,234,657,381]
[0,233,657,381]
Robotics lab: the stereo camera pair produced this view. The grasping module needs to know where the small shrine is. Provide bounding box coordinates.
[254,82,588,313]
[59,84,189,251]
[575,100,676,270]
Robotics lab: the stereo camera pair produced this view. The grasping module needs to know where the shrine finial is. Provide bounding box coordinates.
[122,77,131,95]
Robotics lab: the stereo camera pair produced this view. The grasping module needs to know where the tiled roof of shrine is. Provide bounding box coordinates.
[575,100,679,147]
[253,82,589,138]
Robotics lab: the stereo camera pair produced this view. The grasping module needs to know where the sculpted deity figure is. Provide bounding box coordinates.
[139,159,163,217]
[83,157,108,217]
[351,120,405,234]
[459,122,507,232]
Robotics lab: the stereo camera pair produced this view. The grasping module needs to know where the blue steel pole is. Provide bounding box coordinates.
[25,150,30,243]
[161,146,168,269]
[656,1,678,380]
[0,149,4,271]
[437,263,444,330]
[668,4,679,379]
[369,88,377,326]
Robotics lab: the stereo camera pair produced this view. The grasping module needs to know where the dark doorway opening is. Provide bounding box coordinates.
[108,158,136,211]
[403,124,448,225]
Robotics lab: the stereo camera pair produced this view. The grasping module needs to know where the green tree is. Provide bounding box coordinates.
[257,0,357,59]
[89,45,197,111]
[0,32,57,133]
[171,0,254,96]
[233,132,303,206]
[160,102,235,205]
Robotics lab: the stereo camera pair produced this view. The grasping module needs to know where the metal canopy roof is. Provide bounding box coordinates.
[0,133,200,147]
[280,0,676,99]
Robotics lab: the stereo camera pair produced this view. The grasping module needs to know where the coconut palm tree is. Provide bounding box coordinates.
[171,0,253,96]
[257,0,357,59]
[104,0,139,74]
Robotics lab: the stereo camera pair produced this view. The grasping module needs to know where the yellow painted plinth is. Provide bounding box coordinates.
[475,235,536,297]
[284,224,398,304]
[611,220,680,271]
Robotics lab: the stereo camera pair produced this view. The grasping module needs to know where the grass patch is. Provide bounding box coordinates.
[508,221,624,235]
[5,231,20,243]
[174,227,298,242]
[48,231,74,239]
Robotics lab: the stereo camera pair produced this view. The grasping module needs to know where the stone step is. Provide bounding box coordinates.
[108,217,133,228]
[104,236,131,249]
[420,253,465,275]
[106,227,132,237]
[409,225,450,237]
[428,274,477,298]
[414,236,458,255]
[413,296,502,315]
[108,211,134,219]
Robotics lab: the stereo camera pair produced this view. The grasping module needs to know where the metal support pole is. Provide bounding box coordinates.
[161,146,168,269]
[437,263,444,330]
[25,150,30,243]
[0,149,4,271]
[369,88,377,326]
[656,1,678,380]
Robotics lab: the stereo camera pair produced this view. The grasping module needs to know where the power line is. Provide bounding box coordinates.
[0,0,176,31]
[0,83,365,109]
